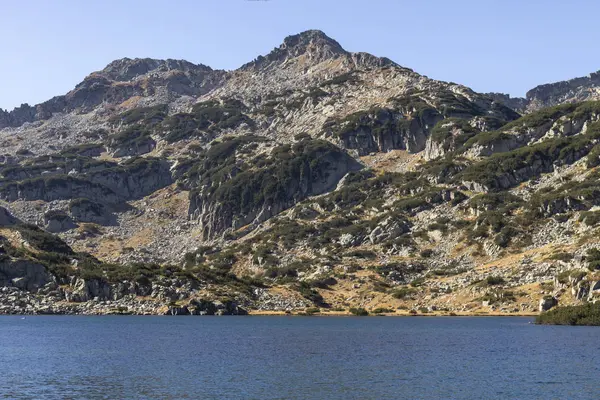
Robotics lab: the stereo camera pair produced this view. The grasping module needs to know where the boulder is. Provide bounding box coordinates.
[539,296,558,312]
[339,233,362,247]
[188,299,218,315]
[187,299,248,315]
[66,278,112,302]
[44,210,76,233]
[164,306,190,316]
[369,216,410,244]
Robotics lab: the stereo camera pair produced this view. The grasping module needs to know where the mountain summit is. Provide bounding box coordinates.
[98,58,216,82]
[241,30,347,69]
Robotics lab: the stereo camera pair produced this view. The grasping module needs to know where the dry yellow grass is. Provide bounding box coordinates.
[360,149,423,173]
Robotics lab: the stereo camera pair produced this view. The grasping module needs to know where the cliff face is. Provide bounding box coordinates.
[0,157,172,204]
[485,93,529,114]
[4,30,600,315]
[187,138,361,239]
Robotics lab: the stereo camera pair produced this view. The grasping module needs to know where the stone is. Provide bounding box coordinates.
[539,296,558,312]
[44,210,76,233]
[165,306,190,316]
[369,216,410,244]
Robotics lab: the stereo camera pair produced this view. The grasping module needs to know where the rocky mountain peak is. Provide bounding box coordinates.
[525,70,600,105]
[98,58,214,82]
[281,30,345,56]
[240,30,348,71]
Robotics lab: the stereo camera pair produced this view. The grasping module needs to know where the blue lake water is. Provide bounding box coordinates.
[0,316,598,399]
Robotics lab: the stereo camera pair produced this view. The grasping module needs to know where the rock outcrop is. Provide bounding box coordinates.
[44,210,76,233]
[0,259,52,292]
[188,139,362,239]
[489,71,600,113]
[539,296,558,312]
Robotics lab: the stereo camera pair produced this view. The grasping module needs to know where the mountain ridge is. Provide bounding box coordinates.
[2,30,600,316]
[3,30,600,128]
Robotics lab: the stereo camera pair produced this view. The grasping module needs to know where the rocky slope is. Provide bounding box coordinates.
[488,70,600,113]
[2,30,600,315]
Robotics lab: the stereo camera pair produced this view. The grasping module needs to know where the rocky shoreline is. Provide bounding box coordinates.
[0,286,249,316]
[0,286,541,317]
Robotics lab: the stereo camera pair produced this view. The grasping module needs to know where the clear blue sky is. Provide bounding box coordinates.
[1,0,599,110]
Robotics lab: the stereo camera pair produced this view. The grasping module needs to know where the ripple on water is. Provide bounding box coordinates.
[0,316,598,400]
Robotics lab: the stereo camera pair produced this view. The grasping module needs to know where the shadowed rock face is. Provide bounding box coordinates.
[44,210,76,233]
[188,139,363,239]
[485,93,529,114]
[0,158,173,205]
[68,199,114,225]
[330,108,442,156]
[0,104,38,128]
[0,207,18,226]
[0,259,52,292]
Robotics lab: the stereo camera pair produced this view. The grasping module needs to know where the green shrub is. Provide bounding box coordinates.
[296,282,324,305]
[349,307,369,316]
[430,117,479,147]
[586,248,600,270]
[536,302,600,325]
[186,138,355,226]
[109,104,168,126]
[371,307,394,314]
[548,252,573,262]
[579,211,600,226]
[419,249,434,258]
[486,276,505,286]
[458,121,600,190]
[410,277,425,287]
[160,100,253,142]
[17,224,73,254]
[108,125,154,152]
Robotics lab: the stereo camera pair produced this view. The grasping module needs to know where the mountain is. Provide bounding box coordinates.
[1,30,600,316]
[488,70,600,113]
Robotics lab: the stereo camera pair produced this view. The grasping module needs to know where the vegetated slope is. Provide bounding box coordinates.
[536,302,600,325]
[2,30,600,315]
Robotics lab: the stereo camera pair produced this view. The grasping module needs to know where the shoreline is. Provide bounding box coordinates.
[0,310,539,317]
[246,310,539,317]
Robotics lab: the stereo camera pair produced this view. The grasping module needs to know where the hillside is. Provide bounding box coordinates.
[2,30,600,315]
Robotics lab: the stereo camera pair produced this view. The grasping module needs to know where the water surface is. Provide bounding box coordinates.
[0,316,598,399]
